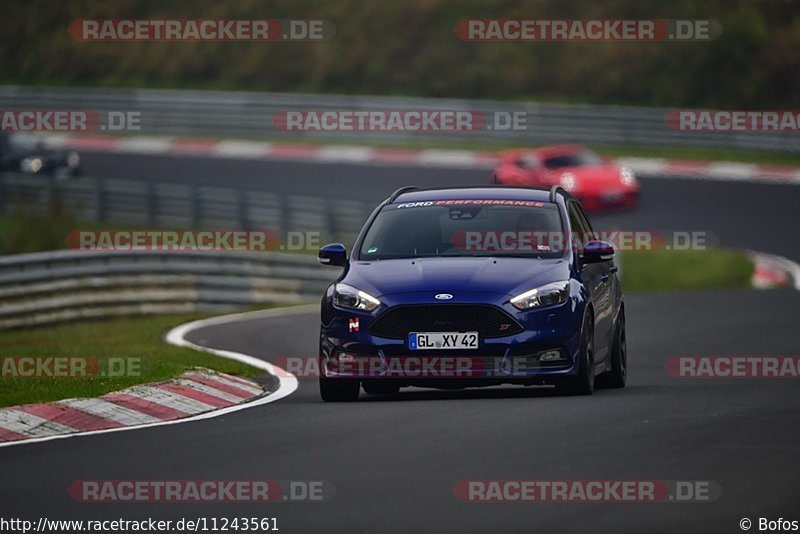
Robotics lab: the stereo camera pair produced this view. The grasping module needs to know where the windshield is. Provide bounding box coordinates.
[542,150,601,169]
[359,200,565,260]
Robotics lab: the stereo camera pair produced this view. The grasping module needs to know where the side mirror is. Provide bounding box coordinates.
[581,240,614,264]
[318,243,347,267]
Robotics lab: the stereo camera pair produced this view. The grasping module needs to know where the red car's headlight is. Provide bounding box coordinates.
[619,167,637,186]
[560,172,577,191]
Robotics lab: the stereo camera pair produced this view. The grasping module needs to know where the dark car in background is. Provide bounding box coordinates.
[0,133,81,178]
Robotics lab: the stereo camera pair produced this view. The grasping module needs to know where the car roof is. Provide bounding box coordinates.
[390,186,561,204]
[534,144,586,158]
[499,144,587,161]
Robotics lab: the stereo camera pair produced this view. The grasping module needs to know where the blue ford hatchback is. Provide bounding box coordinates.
[317,186,627,401]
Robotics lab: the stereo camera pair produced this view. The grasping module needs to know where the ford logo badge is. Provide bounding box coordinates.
[435,293,453,300]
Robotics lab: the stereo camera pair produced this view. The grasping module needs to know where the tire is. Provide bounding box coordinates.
[597,311,627,389]
[362,380,400,395]
[559,313,595,396]
[319,376,360,402]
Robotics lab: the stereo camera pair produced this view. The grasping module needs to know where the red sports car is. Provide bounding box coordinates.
[492,145,640,211]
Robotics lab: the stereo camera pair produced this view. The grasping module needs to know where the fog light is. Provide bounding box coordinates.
[326,351,363,377]
[337,352,357,363]
[538,350,564,362]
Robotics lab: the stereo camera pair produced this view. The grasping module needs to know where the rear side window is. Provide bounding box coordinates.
[575,202,595,240]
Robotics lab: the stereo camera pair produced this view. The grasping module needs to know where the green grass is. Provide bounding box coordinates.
[0,213,329,256]
[621,249,754,293]
[0,313,267,408]
[0,212,143,255]
[0,212,76,255]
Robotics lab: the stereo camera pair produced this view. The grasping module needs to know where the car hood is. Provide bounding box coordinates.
[343,256,570,298]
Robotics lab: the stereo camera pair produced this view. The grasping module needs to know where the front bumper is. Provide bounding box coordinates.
[320,291,584,387]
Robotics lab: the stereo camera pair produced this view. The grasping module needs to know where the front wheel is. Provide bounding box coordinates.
[559,314,595,396]
[597,311,627,389]
[319,376,360,402]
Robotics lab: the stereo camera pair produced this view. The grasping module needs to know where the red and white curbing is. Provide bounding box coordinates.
[0,306,309,448]
[41,133,800,183]
[748,251,800,290]
[0,369,264,445]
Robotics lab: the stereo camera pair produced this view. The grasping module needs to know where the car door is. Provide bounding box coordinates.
[567,201,613,366]
[576,203,617,363]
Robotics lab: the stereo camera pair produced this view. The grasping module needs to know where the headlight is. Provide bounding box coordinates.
[20,157,43,173]
[510,280,570,310]
[67,151,80,167]
[333,283,381,312]
[619,167,637,186]
[559,172,577,191]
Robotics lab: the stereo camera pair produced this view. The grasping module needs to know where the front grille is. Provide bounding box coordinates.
[369,304,524,339]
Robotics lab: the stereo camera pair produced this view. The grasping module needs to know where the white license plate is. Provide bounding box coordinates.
[409,332,479,350]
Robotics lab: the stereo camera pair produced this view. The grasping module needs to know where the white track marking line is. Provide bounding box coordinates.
[614,157,668,175]
[39,133,69,149]
[0,305,310,448]
[0,409,76,437]
[316,146,375,163]
[115,136,174,154]
[58,398,161,426]
[417,149,478,166]
[214,140,272,158]
[706,162,759,180]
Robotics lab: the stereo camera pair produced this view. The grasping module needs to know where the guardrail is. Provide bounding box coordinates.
[0,172,374,243]
[1,86,798,153]
[0,170,364,329]
[0,249,338,329]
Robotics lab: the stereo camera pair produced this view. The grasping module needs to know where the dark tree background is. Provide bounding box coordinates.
[2,0,798,107]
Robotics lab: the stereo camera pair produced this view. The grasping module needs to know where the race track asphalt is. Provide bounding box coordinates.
[1,149,798,533]
[81,150,800,258]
